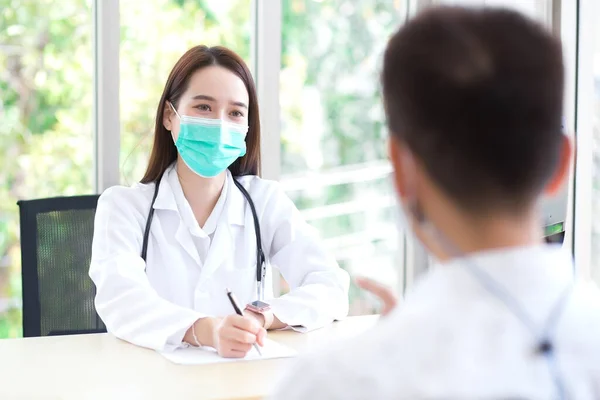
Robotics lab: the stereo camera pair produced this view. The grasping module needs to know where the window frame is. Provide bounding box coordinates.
[93,0,121,192]
[572,0,597,278]
[252,0,282,293]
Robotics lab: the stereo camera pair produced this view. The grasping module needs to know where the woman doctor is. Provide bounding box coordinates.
[89,45,349,357]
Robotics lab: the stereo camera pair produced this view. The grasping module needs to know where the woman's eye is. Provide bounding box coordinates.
[196,104,211,111]
[230,110,244,118]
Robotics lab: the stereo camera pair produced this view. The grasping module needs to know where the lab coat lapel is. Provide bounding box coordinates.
[197,171,246,284]
[198,222,232,284]
[174,221,201,266]
[154,164,202,267]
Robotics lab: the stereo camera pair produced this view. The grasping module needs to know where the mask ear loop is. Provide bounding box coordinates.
[168,101,181,119]
[400,149,453,253]
[400,149,426,225]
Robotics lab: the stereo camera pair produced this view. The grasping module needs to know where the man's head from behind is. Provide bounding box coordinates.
[382,7,572,257]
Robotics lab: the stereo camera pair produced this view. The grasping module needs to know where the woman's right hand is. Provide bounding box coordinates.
[213,315,267,358]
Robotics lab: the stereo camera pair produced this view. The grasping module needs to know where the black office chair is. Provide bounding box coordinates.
[18,195,106,337]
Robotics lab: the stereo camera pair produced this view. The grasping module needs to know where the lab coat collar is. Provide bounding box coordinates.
[151,164,178,212]
[225,170,247,227]
[167,165,228,238]
[148,163,247,273]
[152,164,246,227]
[202,176,228,235]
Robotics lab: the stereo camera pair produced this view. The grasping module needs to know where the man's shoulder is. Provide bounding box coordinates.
[269,312,431,400]
[561,280,600,349]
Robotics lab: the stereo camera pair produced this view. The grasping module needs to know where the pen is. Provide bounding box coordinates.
[225,288,263,356]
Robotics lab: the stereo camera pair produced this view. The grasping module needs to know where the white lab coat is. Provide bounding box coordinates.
[270,245,600,400]
[89,164,349,351]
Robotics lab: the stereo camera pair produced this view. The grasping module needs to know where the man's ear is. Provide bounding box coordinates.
[544,134,573,196]
[163,101,174,131]
[388,135,409,200]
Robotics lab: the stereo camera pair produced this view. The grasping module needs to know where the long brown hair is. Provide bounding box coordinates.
[141,45,261,183]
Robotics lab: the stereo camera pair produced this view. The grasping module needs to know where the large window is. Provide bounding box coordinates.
[119,0,252,185]
[0,0,94,338]
[1,0,579,338]
[280,0,407,315]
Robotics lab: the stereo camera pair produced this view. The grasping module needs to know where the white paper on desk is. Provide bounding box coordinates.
[159,338,297,365]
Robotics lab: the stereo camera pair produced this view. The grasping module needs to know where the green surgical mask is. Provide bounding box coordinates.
[169,102,248,177]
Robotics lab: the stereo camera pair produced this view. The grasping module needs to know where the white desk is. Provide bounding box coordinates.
[0,315,378,400]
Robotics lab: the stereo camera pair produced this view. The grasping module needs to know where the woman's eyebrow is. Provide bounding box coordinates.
[231,101,248,109]
[192,94,247,109]
[192,94,217,101]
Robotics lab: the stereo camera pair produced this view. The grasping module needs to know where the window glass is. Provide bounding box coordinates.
[0,0,94,338]
[280,0,407,314]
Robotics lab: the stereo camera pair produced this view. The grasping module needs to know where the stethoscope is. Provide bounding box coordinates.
[140,172,267,301]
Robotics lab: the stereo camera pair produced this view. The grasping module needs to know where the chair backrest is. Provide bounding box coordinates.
[18,195,106,337]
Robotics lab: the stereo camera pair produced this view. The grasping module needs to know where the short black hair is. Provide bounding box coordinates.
[382,6,564,212]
